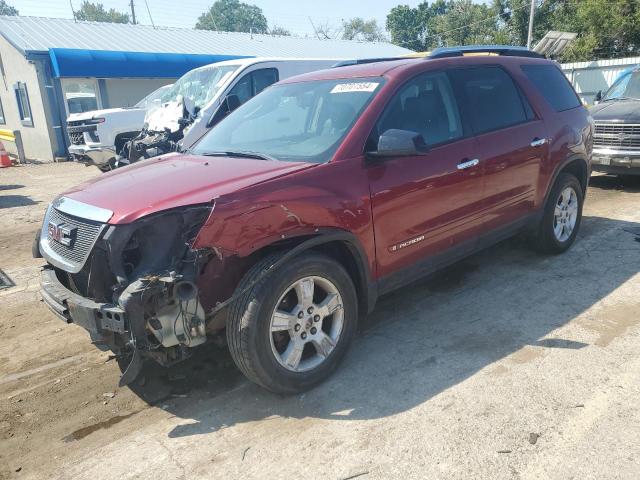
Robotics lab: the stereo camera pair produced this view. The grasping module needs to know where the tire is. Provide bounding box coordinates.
[531,172,583,254]
[227,252,358,394]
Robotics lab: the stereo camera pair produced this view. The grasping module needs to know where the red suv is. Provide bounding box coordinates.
[37,47,592,394]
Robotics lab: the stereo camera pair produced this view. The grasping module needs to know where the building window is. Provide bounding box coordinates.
[61,78,100,116]
[14,82,33,127]
[0,98,5,125]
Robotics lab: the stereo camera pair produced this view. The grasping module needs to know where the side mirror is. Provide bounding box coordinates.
[224,94,241,113]
[368,129,428,159]
[594,90,602,104]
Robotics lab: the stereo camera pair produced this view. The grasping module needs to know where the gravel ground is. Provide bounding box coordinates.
[1,163,639,480]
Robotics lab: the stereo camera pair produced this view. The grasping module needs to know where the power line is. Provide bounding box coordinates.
[143,0,154,29]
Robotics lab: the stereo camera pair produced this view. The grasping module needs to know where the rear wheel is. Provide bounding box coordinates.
[531,172,583,253]
[227,252,357,394]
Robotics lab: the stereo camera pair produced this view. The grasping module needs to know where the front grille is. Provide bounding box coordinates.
[69,131,85,145]
[593,123,640,149]
[67,123,97,146]
[47,208,104,268]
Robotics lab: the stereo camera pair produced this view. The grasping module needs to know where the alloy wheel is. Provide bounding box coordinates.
[269,276,344,372]
[553,186,578,242]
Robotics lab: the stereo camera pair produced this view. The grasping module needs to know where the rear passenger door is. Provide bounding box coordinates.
[449,66,548,232]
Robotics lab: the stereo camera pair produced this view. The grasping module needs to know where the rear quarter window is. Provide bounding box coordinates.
[521,64,581,112]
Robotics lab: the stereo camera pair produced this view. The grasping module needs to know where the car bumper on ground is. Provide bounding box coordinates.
[68,145,117,168]
[592,148,640,175]
[40,267,127,342]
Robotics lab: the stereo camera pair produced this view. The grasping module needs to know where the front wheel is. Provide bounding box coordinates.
[531,172,584,254]
[227,252,358,394]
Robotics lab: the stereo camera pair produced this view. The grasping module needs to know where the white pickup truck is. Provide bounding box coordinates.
[66,84,171,171]
[123,58,340,164]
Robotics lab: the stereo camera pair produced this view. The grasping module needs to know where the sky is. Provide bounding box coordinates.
[12,0,486,37]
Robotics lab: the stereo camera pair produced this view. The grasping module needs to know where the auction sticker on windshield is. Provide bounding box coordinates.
[331,82,380,94]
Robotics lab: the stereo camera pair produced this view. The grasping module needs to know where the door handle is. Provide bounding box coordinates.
[530,137,547,147]
[457,158,480,170]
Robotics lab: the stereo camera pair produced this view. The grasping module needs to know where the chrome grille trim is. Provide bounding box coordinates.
[69,132,85,145]
[53,197,113,223]
[39,198,113,274]
[593,122,640,150]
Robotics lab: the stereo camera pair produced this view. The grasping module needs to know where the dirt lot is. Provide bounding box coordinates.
[1,162,639,480]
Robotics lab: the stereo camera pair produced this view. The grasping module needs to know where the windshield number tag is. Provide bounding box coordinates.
[331,82,379,94]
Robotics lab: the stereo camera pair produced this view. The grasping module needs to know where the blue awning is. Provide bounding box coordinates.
[49,48,251,78]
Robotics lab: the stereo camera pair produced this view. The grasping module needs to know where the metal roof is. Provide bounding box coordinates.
[0,15,412,59]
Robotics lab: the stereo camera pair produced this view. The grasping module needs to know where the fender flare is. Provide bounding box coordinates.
[215,228,378,317]
[270,228,377,315]
[542,154,590,208]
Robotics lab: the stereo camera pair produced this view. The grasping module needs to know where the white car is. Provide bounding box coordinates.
[66,84,172,171]
[125,58,340,163]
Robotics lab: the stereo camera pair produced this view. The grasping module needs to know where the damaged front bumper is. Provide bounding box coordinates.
[40,265,208,385]
[40,266,127,347]
[38,201,216,384]
[69,145,117,168]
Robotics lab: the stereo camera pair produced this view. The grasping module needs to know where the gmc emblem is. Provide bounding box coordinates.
[48,222,76,247]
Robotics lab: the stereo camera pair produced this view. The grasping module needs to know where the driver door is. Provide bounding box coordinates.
[367,71,486,290]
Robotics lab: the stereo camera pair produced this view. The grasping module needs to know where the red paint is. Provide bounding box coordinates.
[63,153,314,224]
[60,55,592,288]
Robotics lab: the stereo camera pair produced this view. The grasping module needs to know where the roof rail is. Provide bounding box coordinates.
[428,45,544,59]
[332,57,408,68]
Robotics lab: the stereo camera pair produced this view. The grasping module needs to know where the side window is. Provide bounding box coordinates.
[450,67,529,135]
[252,68,279,96]
[14,82,33,127]
[229,74,252,104]
[521,64,581,111]
[229,68,279,106]
[375,71,463,146]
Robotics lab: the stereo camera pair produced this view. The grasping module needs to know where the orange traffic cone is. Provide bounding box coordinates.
[0,141,11,168]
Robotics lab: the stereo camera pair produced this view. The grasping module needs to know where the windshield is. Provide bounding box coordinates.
[135,84,172,109]
[603,70,640,101]
[160,64,241,109]
[193,78,383,163]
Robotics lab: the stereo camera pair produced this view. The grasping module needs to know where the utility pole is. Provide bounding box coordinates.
[526,0,535,49]
[130,0,137,25]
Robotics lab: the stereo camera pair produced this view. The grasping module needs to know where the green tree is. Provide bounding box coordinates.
[490,0,555,47]
[386,0,494,51]
[75,1,129,23]
[196,0,268,34]
[0,0,18,15]
[556,0,640,61]
[429,0,494,47]
[385,0,640,61]
[342,18,386,42]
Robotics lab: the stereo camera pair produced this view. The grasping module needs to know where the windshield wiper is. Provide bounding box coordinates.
[198,151,278,161]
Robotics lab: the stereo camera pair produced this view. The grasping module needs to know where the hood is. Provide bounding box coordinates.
[68,107,143,122]
[60,154,314,224]
[590,100,640,122]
